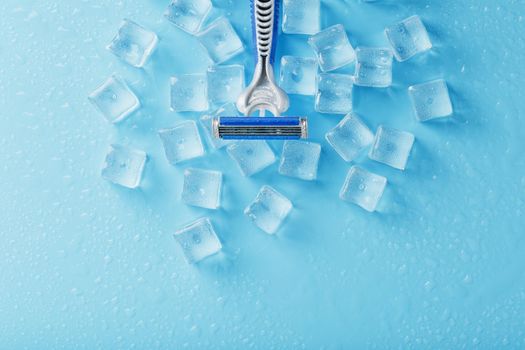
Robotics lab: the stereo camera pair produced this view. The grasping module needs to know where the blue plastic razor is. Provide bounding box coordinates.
[213,0,308,140]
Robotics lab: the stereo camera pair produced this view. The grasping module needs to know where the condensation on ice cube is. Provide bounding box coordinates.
[197,17,244,64]
[282,0,321,35]
[207,65,245,107]
[159,120,205,165]
[368,125,415,170]
[315,73,354,114]
[385,15,432,62]
[164,0,212,34]
[244,186,293,234]
[174,217,222,263]
[339,166,387,212]
[325,113,374,162]
[101,144,147,189]
[354,47,393,88]
[107,19,158,68]
[227,141,276,177]
[200,103,238,150]
[279,56,318,96]
[88,75,140,124]
[182,168,222,209]
[278,140,321,181]
[170,74,208,112]
[308,24,356,72]
[408,79,453,122]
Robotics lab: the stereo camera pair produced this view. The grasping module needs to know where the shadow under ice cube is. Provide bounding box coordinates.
[325,113,374,162]
[244,186,293,234]
[164,0,212,34]
[88,75,140,124]
[408,79,453,122]
[107,19,158,68]
[339,166,387,212]
[101,144,147,189]
[159,121,205,165]
[182,168,222,209]
[174,217,222,264]
[368,125,415,170]
[278,140,321,181]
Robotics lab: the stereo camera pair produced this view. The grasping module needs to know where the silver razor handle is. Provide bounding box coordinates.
[236,0,289,117]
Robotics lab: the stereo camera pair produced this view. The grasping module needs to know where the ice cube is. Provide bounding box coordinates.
[164,0,212,34]
[339,166,387,212]
[354,47,393,88]
[227,141,276,177]
[199,103,238,150]
[101,144,147,189]
[308,24,356,72]
[282,0,321,35]
[385,15,432,62]
[107,19,158,68]
[278,140,321,181]
[325,113,374,162]
[159,121,205,165]
[207,65,245,107]
[279,56,318,96]
[174,217,222,263]
[368,125,415,170]
[182,168,222,209]
[197,17,244,64]
[408,79,453,121]
[315,73,354,114]
[170,74,208,112]
[244,186,293,234]
[88,75,140,123]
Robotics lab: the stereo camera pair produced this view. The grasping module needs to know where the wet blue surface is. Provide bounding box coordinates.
[1,1,524,348]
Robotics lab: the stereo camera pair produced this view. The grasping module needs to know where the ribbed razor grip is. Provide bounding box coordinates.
[251,0,280,64]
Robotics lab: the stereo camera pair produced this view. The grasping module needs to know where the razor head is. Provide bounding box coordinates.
[213,116,308,140]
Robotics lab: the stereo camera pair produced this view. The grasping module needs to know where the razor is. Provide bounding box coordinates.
[213,0,308,140]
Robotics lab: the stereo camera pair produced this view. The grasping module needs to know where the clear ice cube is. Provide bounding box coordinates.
[101,144,147,189]
[164,0,212,34]
[207,65,245,107]
[385,15,432,62]
[308,24,356,72]
[278,140,321,181]
[174,217,222,263]
[159,120,205,165]
[354,47,393,88]
[408,79,453,121]
[197,17,244,64]
[107,19,158,68]
[227,141,276,177]
[88,75,140,124]
[315,73,354,114]
[170,74,208,112]
[325,113,374,162]
[368,126,415,170]
[182,168,222,209]
[339,166,387,212]
[199,103,238,150]
[282,0,321,35]
[244,186,293,234]
[279,56,318,96]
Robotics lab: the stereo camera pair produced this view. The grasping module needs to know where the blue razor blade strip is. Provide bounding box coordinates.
[222,135,301,140]
[219,117,301,126]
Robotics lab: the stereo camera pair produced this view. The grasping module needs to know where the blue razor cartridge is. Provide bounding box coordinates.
[213,116,308,140]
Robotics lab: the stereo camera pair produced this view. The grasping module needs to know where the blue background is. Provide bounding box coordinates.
[1,0,524,348]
